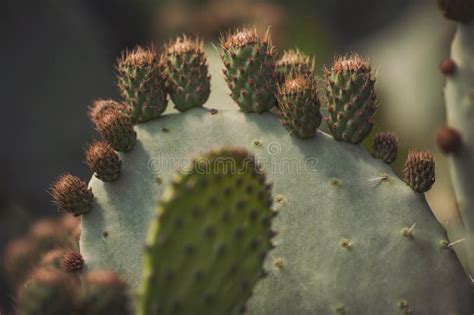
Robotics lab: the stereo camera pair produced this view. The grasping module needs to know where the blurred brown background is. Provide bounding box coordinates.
[0,0,456,313]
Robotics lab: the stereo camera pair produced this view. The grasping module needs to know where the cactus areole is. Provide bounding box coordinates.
[49,28,473,315]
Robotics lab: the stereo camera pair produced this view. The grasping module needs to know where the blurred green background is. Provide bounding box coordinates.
[0,0,457,313]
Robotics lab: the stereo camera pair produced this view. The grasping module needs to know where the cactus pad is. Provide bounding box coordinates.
[76,49,473,313]
[138,148,273,315]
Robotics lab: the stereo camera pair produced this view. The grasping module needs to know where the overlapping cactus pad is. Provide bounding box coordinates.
[46,26,474,315]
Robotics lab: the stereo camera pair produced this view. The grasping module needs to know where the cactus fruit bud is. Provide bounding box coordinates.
[437,0,474,23]
[276,49,315,84]
[325,54,377,144]
[165,36,211,111]
[440,57,457,75]
[88,99,125,126]
[220,27,276,113]
[371,132,398,164]
[117,46,168,123]
[61,251,84,273]
[50,174,94,216]
[436,126,462,154]
[276,74,321,138]
[403,150,435,193]
[85,141,122,182]
[138,147,274,315]
[82,271,132,315]
[96,110,136,152]
[17,268,78,315]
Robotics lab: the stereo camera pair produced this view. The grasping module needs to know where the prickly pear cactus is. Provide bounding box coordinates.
[138,148,274,314]
[49,27,474,314]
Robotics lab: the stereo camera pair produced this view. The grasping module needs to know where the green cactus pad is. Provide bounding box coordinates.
[276,74,321,139]
[117,46,168,123]
[80,49,473,314]
[165,36,211,112]
[220,28,276,113]
[324,54,377,144]
[137,148,273,315]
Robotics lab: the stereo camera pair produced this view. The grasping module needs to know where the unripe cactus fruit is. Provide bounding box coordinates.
[371,131,398,164]
[436,126,462,154]
[16,268,79,315]
[276,73,321,139]
[117,46,168,123]
[324,54,377,143]
[81,271,133,315]
[96,110,136,152]
[50,174,94,216]
[275,49,315,84]
[403,150,436,193]
[88,99,126,125]
[85,141,122,182]
[138,148,274,315]
[220,27,276,113]
[61,251,84,273]
[437,0,474,23]
[440,57,457,75]
[165,36,211,111]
